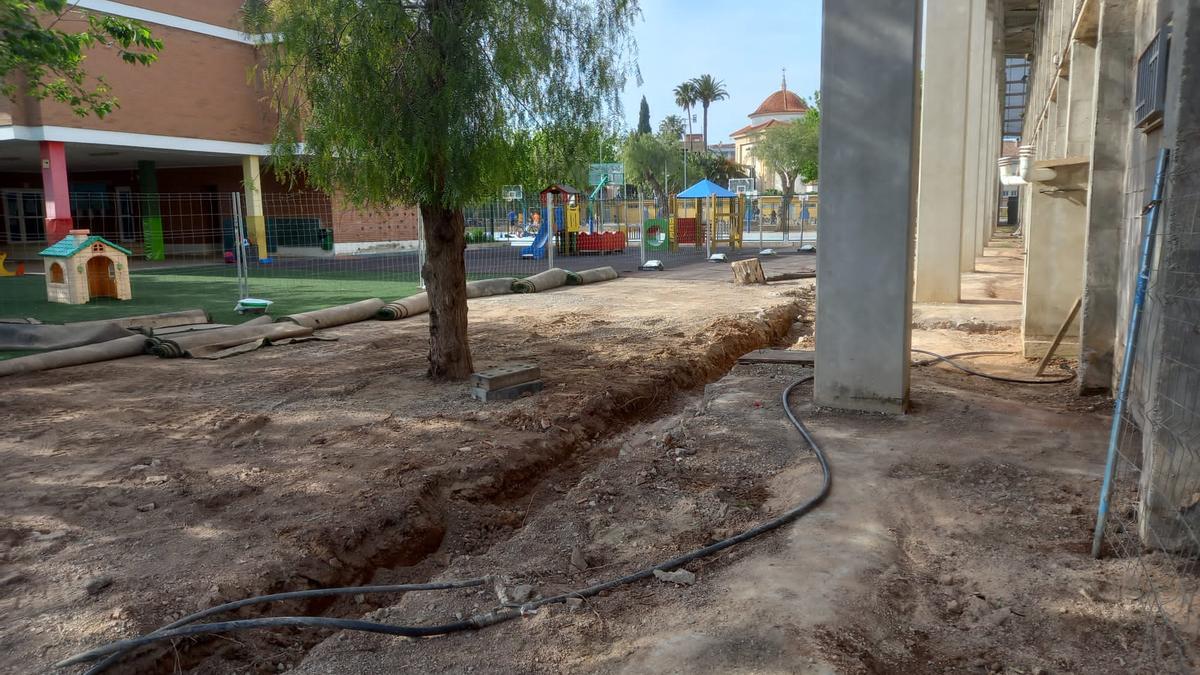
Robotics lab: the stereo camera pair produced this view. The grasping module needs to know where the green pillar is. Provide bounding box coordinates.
[138,160,164,260]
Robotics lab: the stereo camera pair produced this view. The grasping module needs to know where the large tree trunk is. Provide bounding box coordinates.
[420,201,474,380]
[779,178,794,238]
[701,104,709,149]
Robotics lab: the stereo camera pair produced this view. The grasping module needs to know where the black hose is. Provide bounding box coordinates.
[59,376,830,671]
[911,348,1074,384]
[72,579,488,674]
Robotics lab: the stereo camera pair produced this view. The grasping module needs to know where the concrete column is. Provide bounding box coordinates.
[137,161,165,261]
[241,155,270,262]
[815,0,921,414]
[913,0,973,304]
[973,8,996,260]
[1065,41,1098,156]
[959,0,987,272]
[1079,0,1134,394]
[39,141,72,242]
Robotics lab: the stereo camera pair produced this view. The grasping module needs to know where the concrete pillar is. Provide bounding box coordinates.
[1022,157,1089,356]
[241,155,270,262]
[39,141,72,242]
[1079,0,1134,394]
[959,0,987,272]
[137,161,165,261]
[815,0,921,414]
[913,0,973,304]
[973,8,996,260]
[1065,41,1098,157]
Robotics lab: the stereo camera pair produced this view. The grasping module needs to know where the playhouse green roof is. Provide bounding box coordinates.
[40,235,132,258]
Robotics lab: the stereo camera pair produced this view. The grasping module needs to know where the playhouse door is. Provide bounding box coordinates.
[86,256,118,299]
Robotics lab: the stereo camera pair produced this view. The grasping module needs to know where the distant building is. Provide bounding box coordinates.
[683,134,706,154]
[730,77,810,192]
[708,143,735,161]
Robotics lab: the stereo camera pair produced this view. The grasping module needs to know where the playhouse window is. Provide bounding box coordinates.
[49,262,64,284]
[92,243,105,253]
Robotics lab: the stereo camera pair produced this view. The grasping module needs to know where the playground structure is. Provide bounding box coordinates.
[39,229,133,304]
[520,184,628,260]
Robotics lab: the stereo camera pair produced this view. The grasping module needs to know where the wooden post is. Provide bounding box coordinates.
[1035,295,1082,376]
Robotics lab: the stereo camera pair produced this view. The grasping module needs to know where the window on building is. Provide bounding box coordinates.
[1134,26,1170,131]
[2,190,45,242]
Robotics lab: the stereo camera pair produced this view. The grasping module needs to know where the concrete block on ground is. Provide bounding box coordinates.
[470,363,540,391]
[471,379,545,402]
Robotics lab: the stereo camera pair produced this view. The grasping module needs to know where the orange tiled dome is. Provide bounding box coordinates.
[751,87,808,117]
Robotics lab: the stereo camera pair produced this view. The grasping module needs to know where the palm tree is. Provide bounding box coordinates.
[690,74,729,150]
[673,81,698,140]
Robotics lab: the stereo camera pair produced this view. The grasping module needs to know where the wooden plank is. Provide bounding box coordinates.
[1035,296,1082,376]
[470,363,541,391]
[737,349,816,365]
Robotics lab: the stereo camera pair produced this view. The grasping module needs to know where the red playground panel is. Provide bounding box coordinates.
[676,218,697,245]
[578,231,626,253]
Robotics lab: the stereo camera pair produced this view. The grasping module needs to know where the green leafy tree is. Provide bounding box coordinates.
[658,114,685,140]
[637,95,651,135]
[751,105,819,235]
[623,132,690,208]
[693,152,746,187]
[689,74,728,149]
[252,0,639,380]
[673,80,697,139]
[505,124,620,194]
[1,0,162,117]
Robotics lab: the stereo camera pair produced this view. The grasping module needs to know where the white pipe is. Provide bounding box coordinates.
[1018,144,1036,183]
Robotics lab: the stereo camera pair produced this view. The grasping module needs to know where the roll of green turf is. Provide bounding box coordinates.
[149,322,314,358]
[278,299,386,329]
[0,335,149,378]
[512,268,569,294]
[466,278,518,299]
[564,266,619,285]
[378,293,430,320]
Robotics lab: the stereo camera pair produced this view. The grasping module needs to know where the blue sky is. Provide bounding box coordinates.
[621,0,822,144]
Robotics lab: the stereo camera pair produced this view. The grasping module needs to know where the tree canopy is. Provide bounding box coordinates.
[0,0,161,117]
[252,0,639,210]
[690,74,728,148]
[505,124,621,192]
[658,114,685,140]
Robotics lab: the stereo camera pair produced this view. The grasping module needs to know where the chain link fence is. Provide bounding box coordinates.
[1092,150,1200,673]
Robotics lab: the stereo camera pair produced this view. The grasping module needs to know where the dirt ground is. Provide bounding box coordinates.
[4,250,1197,674]
[0,259,809,674]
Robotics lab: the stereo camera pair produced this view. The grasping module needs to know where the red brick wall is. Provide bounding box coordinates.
[330,195,418,244]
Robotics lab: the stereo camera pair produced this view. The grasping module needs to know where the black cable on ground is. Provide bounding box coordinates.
[911,348,1074,385]
[72,579,489,674]
[59,376,831,672]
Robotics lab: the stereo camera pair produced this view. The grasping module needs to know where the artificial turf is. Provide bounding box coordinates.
[0,267,422,326]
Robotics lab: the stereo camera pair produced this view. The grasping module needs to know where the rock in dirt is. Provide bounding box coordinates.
[570,545,588,571]
[144,475,170,485]
[31,530,66,543]
[85,576,113,596]
[511,584,536,603]
[653,568,696,585]
[565,597,584,611]
[136,502,156,512]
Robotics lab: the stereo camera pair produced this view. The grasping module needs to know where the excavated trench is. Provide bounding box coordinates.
[109,299,806,674]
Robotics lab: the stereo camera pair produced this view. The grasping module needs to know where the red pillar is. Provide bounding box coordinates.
[39,141,73,242]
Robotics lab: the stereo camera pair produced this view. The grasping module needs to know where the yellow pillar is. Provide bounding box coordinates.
[242,156,269,261]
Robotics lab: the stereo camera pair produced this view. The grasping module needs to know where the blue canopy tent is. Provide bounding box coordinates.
[677,179,737,258]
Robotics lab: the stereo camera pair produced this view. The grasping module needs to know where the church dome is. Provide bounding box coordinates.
[751,87,808,117]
